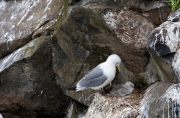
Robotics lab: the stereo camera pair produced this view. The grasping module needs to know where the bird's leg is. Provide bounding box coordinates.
[99,88,106,96]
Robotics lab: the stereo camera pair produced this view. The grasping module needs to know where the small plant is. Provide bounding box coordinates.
[168,0,180,11]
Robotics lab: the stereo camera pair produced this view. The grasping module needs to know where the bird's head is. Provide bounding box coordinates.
[106,54,121,72]
[125,81,134,88]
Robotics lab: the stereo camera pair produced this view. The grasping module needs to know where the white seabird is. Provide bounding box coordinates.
[76,54,121,91]
[110,81,134,96]
[0,114,3,118]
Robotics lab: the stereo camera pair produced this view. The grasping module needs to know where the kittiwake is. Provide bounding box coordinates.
[73,54,121,91]
[0,114,3,118]
[110,81,134,96]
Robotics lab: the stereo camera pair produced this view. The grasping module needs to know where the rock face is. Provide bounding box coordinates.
[85,92,142,118]
[101,9,153,73]
[147,8,180,82]
[144,6,180,118]
[0,39,69,117]
[53,0,170,105]
[0,0,179,117]
[0,0,73,117]
[0,0,63,58]
[140,82,180,118]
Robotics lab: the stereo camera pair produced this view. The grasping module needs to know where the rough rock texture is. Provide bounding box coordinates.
[85,91,142,118]
[0,0,63,58]
[0,39,70,117]
[52,0,172,106]
[0,0,73,117]
[144,6,180,118]
[147,8,180,82]
[65,101,87,118]
[140,82,180,118]
[0,0,177,117]
[101,9,153,73]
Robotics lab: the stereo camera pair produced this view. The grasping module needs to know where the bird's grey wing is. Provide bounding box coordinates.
[77,66,107,87]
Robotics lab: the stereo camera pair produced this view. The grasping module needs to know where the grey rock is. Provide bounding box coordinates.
[0,0,63,58]
[0,0,175,117]
[52,0,160,105]
[0,38,71,117]
[140,82,180,118]
[147,7,180,82]
[65,102,87,118]
[0,0,73,117]
[84,93,140,118]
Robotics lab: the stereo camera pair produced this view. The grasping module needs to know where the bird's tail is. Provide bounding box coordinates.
[67,87,76,90]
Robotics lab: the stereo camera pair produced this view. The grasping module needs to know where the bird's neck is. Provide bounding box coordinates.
[101,61,115,68]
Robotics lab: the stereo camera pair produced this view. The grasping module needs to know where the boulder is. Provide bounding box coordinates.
[147,8,180,82]
[0,0,64,58]
[0,0,73,117]
[0,37,71,117]
[140,82,180,118]
[0,0,175,117]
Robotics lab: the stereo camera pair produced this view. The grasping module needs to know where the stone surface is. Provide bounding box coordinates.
[147,21,180,62]
[101,9,153,73]
[0,38,70,117]
[141,6,172,26]
[0,0,176,117]
[52,0,167,105]
[0,0,73,117]
[140,82,180,118]
[65,101,87,118]
[85,91,142,118]
[0,0,63,58]
[147,8,180,82]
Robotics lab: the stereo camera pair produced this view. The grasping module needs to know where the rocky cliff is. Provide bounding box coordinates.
[0,0,179,118]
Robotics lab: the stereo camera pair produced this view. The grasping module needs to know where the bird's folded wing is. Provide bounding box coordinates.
[77,66,107,88]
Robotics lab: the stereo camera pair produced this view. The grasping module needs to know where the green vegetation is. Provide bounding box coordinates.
[168,0,180,11]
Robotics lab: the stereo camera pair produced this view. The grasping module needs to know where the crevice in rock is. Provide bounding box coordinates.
[161,52,175,63]
[0,35,32,59]
[70,0,82,6]
[0,19,53,59]
[32,19,55,38]
[158,7,164,24]
[129,7,143,13]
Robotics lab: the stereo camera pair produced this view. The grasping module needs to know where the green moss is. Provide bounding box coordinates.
[168,0,180,11]
[151,55,169,77]
[24,36,47,58]
[53,0,72,35]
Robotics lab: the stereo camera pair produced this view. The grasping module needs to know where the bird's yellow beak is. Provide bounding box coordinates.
[116,65,120,72]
